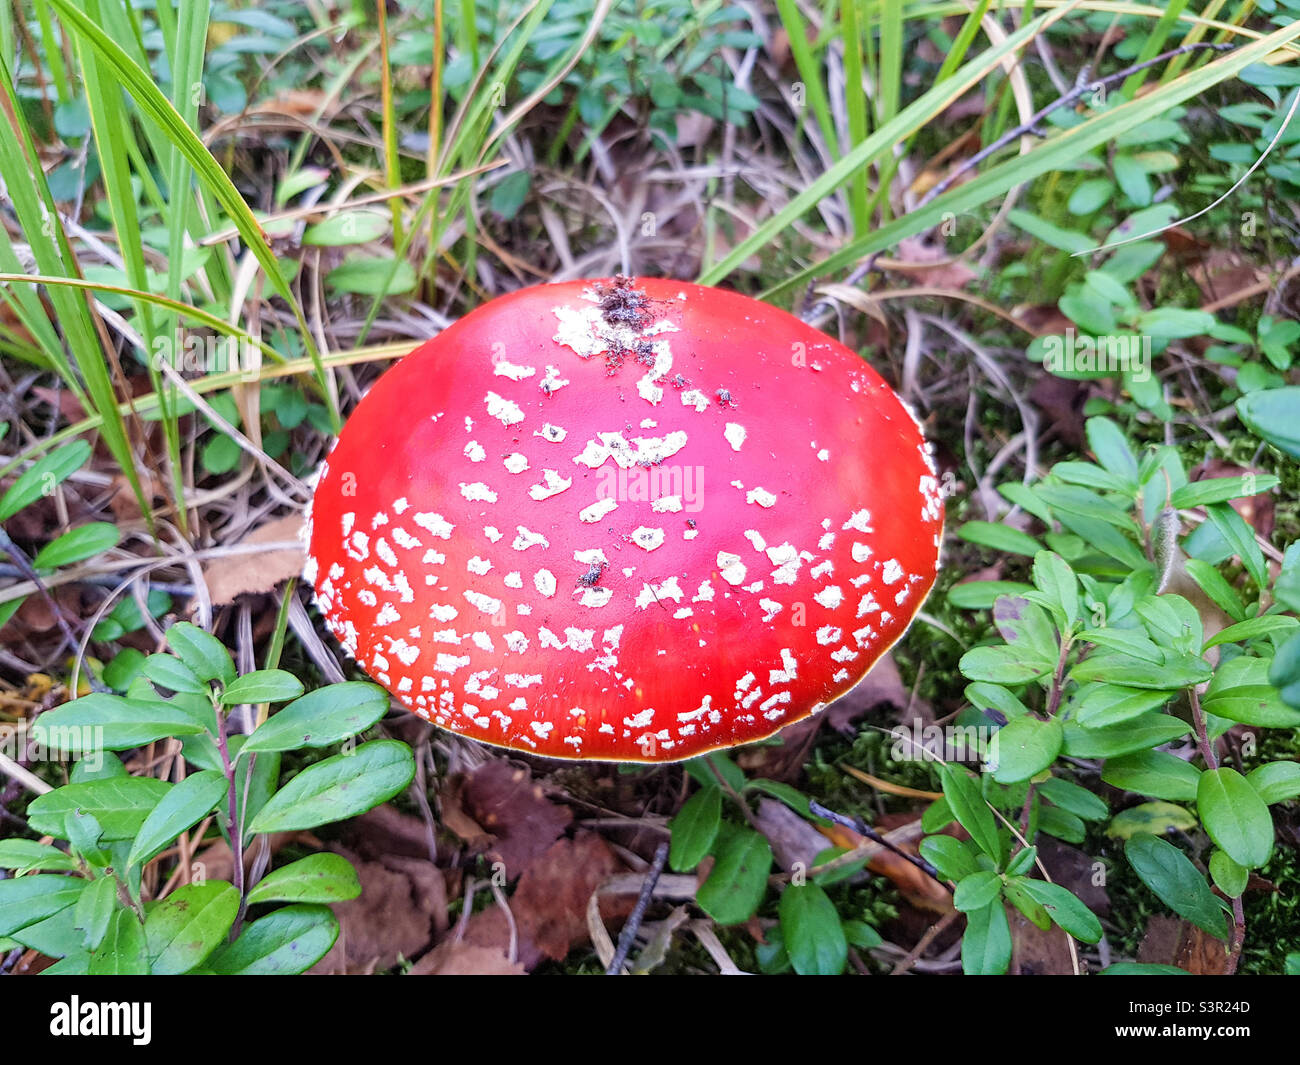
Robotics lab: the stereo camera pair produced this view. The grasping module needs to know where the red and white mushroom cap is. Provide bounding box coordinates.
[304,277,944,761]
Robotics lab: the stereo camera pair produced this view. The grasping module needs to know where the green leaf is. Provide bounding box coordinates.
[1204,654,1300,727]
[987,716,1062,784]
[164,622,236,686]
[842,919,883,951]
[88,906,148,975]
[1068,178,1114,214]
[684,752,746,793]
[1171,475,1279,510]
[1197,768,1274,869]
[947,580,1033,610]
[1102,751,1201,801]
[1099,962,1190,975]
[1071,651,1211,690]
[207,904,339,975]
[248,740,415,833]
[489,170,532,220]
[1039,805,1086,844]
[0,839,78,874]
[1017,879,1102,943]
[1204,615,1297,651]
[1236,386,1300,460]
[219,669,306,706]
[695,828,772,925]
[145,880,240,974]
[744,779,812,817]
[1184,559,1246,623]
[246,853,362,905]
[1125,834,1228,940]
[1247,761,1300,805]
[73,874,119,950]
[0,439,91,522]
[1062,714,1190,758]
[126,770,228,869]
[1032,551,1079,629]
[961,901,1011,975]
[1085,417,1139,487]
[30,693,205,750]
[964,682,1031,720]
[778,883,847,975]
[0,875,86,937]
[1008,208,1093,253]
[1206,504,1267,590]
[139,653,207,695]
[960,643,1054,684]
[940,765,1001,862]
[1106,802,1197,840]
[27,778,173,840]
[301,209,390,246]
[31,522,120,571]
[1071,684,1173,729]
[953,870,1003,912]
[241,681,389,756]
[1208,850,1248,899]
[957,521,1042,556]
[1137,307,1215,339]
[992,595,1059,663]
[326,255,417,295]
[1038,777,1109,821]
[1002,876,1051,929]
[918,835,980,882]
[668,786,722,873]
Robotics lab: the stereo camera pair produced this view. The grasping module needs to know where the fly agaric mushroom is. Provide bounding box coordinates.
[303,277,943,761]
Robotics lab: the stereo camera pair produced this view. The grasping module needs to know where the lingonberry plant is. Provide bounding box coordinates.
[0,623,413,973]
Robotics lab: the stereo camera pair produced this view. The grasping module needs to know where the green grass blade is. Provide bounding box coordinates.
[757,16,1300,297]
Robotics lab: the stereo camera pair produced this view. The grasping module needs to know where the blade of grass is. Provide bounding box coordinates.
[0,49,153,528]
[841,0,870,232]
[45,0,339,430]
[376,0,404,245]
[756,17,1300,297]
[698,0,1082,285]
[773,0,838,153]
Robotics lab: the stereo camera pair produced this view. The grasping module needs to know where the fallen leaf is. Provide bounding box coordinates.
[1009,910,1075,975]
[310,847,448,974]
[754,797,832,872]
[1137,915,1231,975]
[456,760,572,880]
[202,512,307,605]
[890,236,978,290]
[463,831,626,968]
[409,940,526,975]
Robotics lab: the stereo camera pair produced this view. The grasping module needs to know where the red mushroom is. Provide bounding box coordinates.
[304,276,943,761]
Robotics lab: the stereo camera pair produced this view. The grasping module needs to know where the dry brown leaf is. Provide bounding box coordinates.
[1137,915,1231,975]
[817,817,953,915]
[310,847,448,974]
[464,831,626,968]
[891,236,978,290]
[457,760,572,880]
[409,940,527,976]
[202,512,306,605]
[1009,911,1075,975]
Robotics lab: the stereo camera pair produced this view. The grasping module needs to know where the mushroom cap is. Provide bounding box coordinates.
[305,277,944,761]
